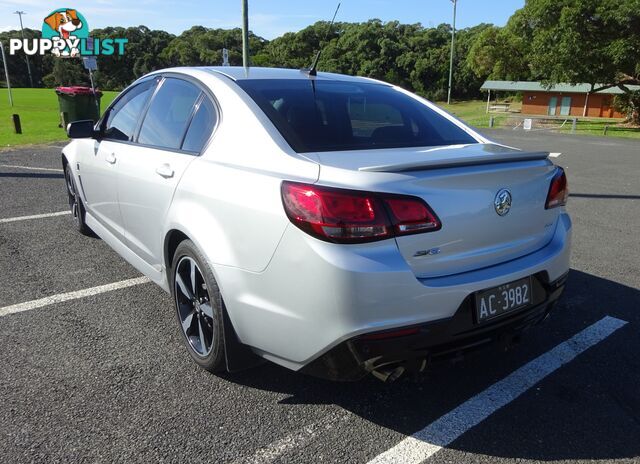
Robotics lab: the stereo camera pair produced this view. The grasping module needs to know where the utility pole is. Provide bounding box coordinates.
[241,0,250,68]
[0,41,14,106]
[14,11,34,88]
[446,0,457,105]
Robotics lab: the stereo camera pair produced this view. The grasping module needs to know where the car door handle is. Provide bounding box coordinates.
[105,152,117,164]
[155,164,174,179]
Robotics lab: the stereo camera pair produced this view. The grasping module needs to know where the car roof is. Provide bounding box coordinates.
[200,66,387,84]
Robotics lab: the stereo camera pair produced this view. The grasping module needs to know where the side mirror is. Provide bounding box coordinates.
[67,120,97,139]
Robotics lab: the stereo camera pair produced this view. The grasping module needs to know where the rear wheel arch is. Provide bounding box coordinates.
[164,229,190,284]
[163,228,264,372]
[164,228,225,294]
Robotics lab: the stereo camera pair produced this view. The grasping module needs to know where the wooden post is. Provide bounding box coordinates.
[486,89,491,113]
[12,114,21,134]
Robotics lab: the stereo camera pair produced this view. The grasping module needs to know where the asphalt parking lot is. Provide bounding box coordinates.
[1,130,639,464]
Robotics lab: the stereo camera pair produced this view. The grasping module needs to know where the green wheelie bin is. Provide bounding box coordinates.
[55,86,102,128]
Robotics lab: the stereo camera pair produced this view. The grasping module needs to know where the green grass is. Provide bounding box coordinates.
[0,91,638,147]
[0,88,117,148]
[438,100,516,129]
[555,119,640,139]
[437,100,640,140]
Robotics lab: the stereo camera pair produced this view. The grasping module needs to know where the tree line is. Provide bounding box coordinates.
[1,0,638,121]
[0,21,488,102]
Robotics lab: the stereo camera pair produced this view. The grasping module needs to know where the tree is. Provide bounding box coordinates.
[161,26,267,68]
[466,18,534,82]
[519,0,640,123]
[395,24,452,99]
[263,21,342,70]
[91,26,175,90]
[42,58,90,87]
[451,23,494,99]
[0,28,52,87]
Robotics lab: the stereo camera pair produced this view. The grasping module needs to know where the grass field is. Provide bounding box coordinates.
[440,100,640,139]
[0,88,637,148]
[0,88,117,147]
[439,100,507,127]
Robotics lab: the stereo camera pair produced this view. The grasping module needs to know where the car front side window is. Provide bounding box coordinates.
[102,79,157,142]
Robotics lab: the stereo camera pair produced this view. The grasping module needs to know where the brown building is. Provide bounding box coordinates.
[480,81,640,119]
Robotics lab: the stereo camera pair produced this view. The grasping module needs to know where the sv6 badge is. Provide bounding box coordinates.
[413,248,441,257]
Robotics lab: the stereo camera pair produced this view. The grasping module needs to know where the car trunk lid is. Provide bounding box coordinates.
[316,143,560,278]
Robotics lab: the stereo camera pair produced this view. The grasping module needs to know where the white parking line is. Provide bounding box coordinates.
[549,152,562,158]
[0,164,64,172]
[0,211,71,224]
[0,277,151,318]
[367,316,627,464]
[236,413,351,464]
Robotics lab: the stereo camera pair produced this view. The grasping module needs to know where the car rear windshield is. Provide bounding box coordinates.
[236,79,477,153]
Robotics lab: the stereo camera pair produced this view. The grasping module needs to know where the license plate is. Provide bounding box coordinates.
[475,276,533,324]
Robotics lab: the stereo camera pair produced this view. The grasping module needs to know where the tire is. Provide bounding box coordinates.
[64,163,92,236]
[171,239,226,373]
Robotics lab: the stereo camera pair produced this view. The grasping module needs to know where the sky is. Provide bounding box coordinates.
[0,0,525,39]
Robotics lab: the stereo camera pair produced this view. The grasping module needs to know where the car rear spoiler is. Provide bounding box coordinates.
[359,151,550,173]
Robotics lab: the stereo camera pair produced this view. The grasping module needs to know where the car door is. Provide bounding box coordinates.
[116,77,217,267]
[81,78,158,240]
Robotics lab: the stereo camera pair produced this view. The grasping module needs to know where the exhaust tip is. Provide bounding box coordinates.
[371,365,405,382]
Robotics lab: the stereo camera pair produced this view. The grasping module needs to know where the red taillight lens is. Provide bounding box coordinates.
[281,181,441,243]
[545,167,569,209]
[281,182,391,242]
[385,197,441,235]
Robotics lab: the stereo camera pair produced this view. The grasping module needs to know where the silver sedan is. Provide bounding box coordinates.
[62,67,571,381]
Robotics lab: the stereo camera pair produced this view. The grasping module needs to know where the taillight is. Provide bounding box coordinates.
[281,181,441,244]
[385,197,441,235]
[545,167,569,209]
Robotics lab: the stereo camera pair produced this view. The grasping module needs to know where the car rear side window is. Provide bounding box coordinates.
[138,78,201,150]
[103,79,156,142]
[182,97,216,153]
[236,79,476,153]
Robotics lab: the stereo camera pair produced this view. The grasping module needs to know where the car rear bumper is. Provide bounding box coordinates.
[299,271,568,381]
[215,212,572,373]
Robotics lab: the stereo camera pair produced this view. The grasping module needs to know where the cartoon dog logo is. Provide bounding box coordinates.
[43,9,83,57]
